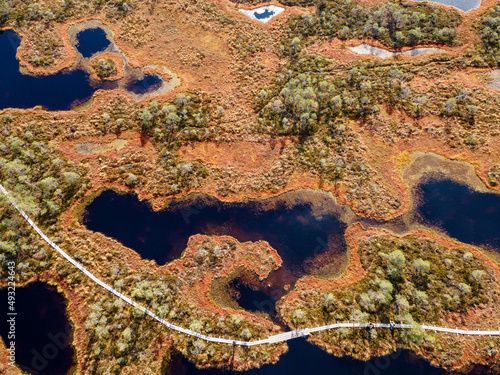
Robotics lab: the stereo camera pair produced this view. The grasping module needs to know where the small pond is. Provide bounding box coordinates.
[413,0,481,12]
[76,27,111,58]
[415,177,500,250]
[83,190,349,275]
[230,277,279,319]
[348,43,446,58]
[126,73,163,95]
[239,6,285,23]
[0,282,75,375]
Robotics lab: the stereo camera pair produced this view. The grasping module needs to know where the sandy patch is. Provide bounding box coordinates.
[179,139,292,173]
[74,138,128,155]
[58,131,154,162]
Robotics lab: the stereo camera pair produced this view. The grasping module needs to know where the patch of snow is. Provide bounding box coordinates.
[239,5,285,23]
[348,43,447,58]
[413,0,481,13]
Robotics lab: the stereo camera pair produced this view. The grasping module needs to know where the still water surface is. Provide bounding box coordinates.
[165,338,450,375]
[0,29,164,110]
[416,178,500,250]
[76,27,110,58]
[83,190,348,273]
[0,282,75,375]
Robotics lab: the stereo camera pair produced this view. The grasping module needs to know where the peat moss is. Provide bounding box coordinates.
[81,235,286,373]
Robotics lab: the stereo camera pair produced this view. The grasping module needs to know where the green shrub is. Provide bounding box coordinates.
[92,58,117,79]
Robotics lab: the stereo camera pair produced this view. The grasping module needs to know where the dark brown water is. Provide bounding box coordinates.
[76,27,110,58]
[126,73,163,94]
[230,277,279,319]
[0,30,163,111]
[0,282,75,375]
[0,30,116,111]
[81,179,500,374]
[164,338,451,375]
[416,178,500,251]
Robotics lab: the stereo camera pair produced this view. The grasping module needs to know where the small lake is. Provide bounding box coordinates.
[0,282,75,375]
[83,190,349,274]
[164,338,451,375]
[239,6,285,23]
[413,0,481,12]
[348,43,446,58]
[76,27,110,58]
[416,178,500,250]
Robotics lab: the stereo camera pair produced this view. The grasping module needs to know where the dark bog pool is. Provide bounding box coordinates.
[163,338,449,375]
[230,278,278,318]
[76,27,110,58]
[416,178,500,250]
[83,190,348,272]
[0,282,75,375]
[126,73,163,95]
[0,30,116,111]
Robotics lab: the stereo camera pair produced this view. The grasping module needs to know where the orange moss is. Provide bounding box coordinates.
[179,138,293,174]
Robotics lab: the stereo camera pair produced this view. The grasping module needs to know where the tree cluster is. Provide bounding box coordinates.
[0,115,87,279]
[256,55,417,135]
[136,93,214,145]
[285,0,461,51]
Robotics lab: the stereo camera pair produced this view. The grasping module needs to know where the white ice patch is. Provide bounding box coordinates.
[239,5,285,23]
[348,43,447,58]
[413,0,481,13]
[488,70,500,90]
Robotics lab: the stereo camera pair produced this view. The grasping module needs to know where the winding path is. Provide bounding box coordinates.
[1,183,499,346]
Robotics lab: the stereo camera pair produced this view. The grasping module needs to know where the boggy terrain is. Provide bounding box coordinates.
[0,0,500,373]
[279,224,500,372]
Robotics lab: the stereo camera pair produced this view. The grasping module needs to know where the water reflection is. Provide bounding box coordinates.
[416,177,500,250]
[413,0,481,12]
[349,43,446,58]
[83,190,349,273]
[0,30,115,111]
